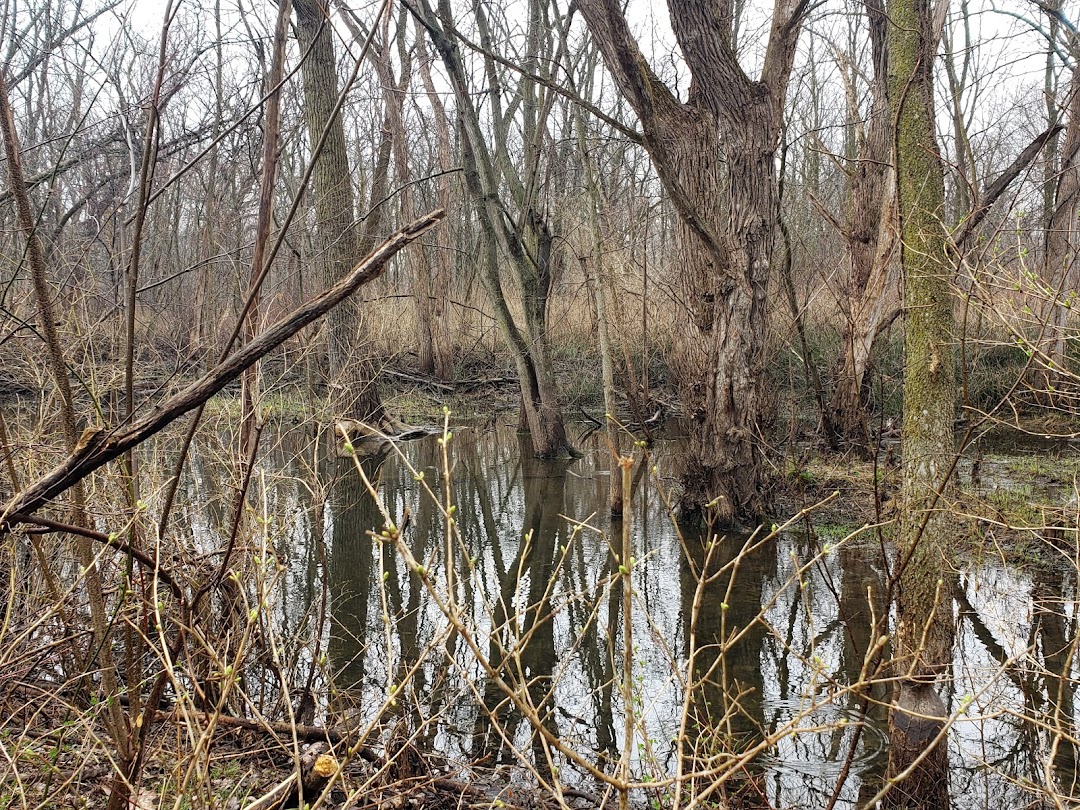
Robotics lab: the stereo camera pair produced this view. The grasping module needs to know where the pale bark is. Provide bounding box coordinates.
[827,0,899,451]
[415,34,454,380]
[1044,45,1080,394]
[577,102,622,514]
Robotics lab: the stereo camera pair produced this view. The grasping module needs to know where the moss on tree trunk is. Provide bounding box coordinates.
[885,0,956,806]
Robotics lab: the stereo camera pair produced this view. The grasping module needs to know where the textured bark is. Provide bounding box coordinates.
[827,0,899,451]
[885,0,955,805]
[577,0,806,526]
[295,0,389,424]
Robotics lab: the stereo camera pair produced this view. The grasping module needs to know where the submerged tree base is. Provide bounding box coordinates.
[884,682,951,810]
[676,457,773,532]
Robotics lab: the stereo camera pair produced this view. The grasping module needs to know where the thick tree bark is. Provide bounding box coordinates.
[577,0,806,526]
[885,0,955,805]
[668,113,774,525]
[295,0,390,425]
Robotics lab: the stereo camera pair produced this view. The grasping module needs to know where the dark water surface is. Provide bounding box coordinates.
[185,420,1078,809]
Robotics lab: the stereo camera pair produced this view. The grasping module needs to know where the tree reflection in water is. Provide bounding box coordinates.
[260,423,1080,809]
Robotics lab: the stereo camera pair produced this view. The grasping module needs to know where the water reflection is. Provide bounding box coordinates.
[226,422,1080,809]
[327,446,386,698]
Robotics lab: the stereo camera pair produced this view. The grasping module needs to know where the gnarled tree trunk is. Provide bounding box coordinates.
[578,0,808,526]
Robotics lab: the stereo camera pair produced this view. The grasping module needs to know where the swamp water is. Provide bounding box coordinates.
[182,421,1079,809]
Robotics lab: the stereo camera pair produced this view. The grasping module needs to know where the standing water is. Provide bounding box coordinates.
[183,420,1078,809]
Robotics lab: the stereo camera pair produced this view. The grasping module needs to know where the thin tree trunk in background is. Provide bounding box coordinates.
[1043,1,1062,238]
[191,0,226,358]
[1044,16,1079,396]
[827,0,897,452]
[295,0,391,426]
[578,104,621,514]
[416,34,454,380]
[362,7,435,378]
[577,59,624,514]
[885,0,955,805]
[241,0,289,455]
[942,1,976,226]
[411,0,575,458]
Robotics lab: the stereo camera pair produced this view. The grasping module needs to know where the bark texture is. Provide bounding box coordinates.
[577,0,807,526]
[295,0,390,424]
[885,0,955,805]
[827,0,900,451]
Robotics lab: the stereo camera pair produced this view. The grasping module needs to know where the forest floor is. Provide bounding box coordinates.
[0,710,603,810]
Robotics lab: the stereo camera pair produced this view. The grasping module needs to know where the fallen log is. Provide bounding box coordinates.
[158,710,384,766]
[0,209,444,531]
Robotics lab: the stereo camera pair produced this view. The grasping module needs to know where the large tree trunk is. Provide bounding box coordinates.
[295,0,390,426]
[669,114,774,524]
[578,0,807,526]
[885,0,955,805]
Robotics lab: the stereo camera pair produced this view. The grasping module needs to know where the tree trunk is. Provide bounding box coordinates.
[669,114,774,525]
[576,111,622,511]
[1043,41,1080,396]
[416,34,455,380]
[827,0,898,452]
[577,0,808,526]
[295,0,390,425]
[414,0,576,458]
[885,0,955,805]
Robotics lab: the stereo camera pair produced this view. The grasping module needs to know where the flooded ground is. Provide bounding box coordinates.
[179,419,1079,809]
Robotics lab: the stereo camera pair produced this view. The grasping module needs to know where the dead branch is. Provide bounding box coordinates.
[0,209,445,530]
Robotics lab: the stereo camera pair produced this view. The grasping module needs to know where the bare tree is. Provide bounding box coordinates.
[294,0,395,427]
[824,0,900,452]
[577,0,810,526]
[410,0,577,458]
